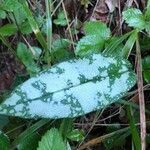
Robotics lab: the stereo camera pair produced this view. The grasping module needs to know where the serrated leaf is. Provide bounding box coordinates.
[75,35,105,57]
[0,24,17,36]
[76,21,110,57]
[84,21,111,39]
[0,54,136,119]
[122,8,146,30]
[0,131,9,150]
[37,128,67,150]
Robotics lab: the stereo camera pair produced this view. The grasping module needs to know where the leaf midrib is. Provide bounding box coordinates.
[29,70,129,102]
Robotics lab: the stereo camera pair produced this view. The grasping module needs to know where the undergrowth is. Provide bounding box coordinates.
[0,0,150,149]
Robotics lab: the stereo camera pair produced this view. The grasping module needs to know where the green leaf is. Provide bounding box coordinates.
[0,10,6,19]
[2,0,22,12]
[31,46,42,60]
[37,128,67,150]
[142,56,150,83]
[127,106,141,150]
[21,2,48,51]
[104,37,124,56]
[103,31,132,56]
[104,130,130,150]
[59,119,73,139]
[145,0,150,20]
[0,24,17,36]
[12,119,50,147]
[8,5,27,25]
[53,11,68,26]
[20,21,33,34]
[17,42,40,75]
[52,38,72,62]
[66,129,84,142]
[17,132,40,150]
[17,42,32,63]
[145,0,150,34]
[0,131,9,150]
[75,35,105,57]
[75,21,111,57]
[122,8,146,30]
[146,134,150,144]
[0,54,136,119]
[122,30,138,58]
[84,21,111,39]
[80,0,90,7]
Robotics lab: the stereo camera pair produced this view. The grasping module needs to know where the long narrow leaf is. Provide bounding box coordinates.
[12,119,50,147]
[127,106,141,150]
[122,30,138,58]
[103,31,133,55]
[0,54,136,119]
[21,2,48,56]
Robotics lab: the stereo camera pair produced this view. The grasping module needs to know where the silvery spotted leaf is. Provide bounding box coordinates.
[0,54,136,119]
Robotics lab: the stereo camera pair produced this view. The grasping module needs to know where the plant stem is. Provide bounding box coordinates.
[45,0,52,61]
[136,34,146,150]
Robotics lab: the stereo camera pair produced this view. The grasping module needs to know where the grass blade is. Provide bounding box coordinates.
[21,2,51,64]
[103,31,132,55]
[12,119,50,148]
[127,106,141,150]
[122,30,138,58]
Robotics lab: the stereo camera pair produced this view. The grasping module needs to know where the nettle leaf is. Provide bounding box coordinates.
[75,21,111,57]
[122,8,146,30]
[0,54,136,119]
[37,128,67,150]
[75,35,105,57]
[84,21,111,39]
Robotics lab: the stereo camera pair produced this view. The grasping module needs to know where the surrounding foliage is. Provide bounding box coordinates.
[0,0,149,149]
